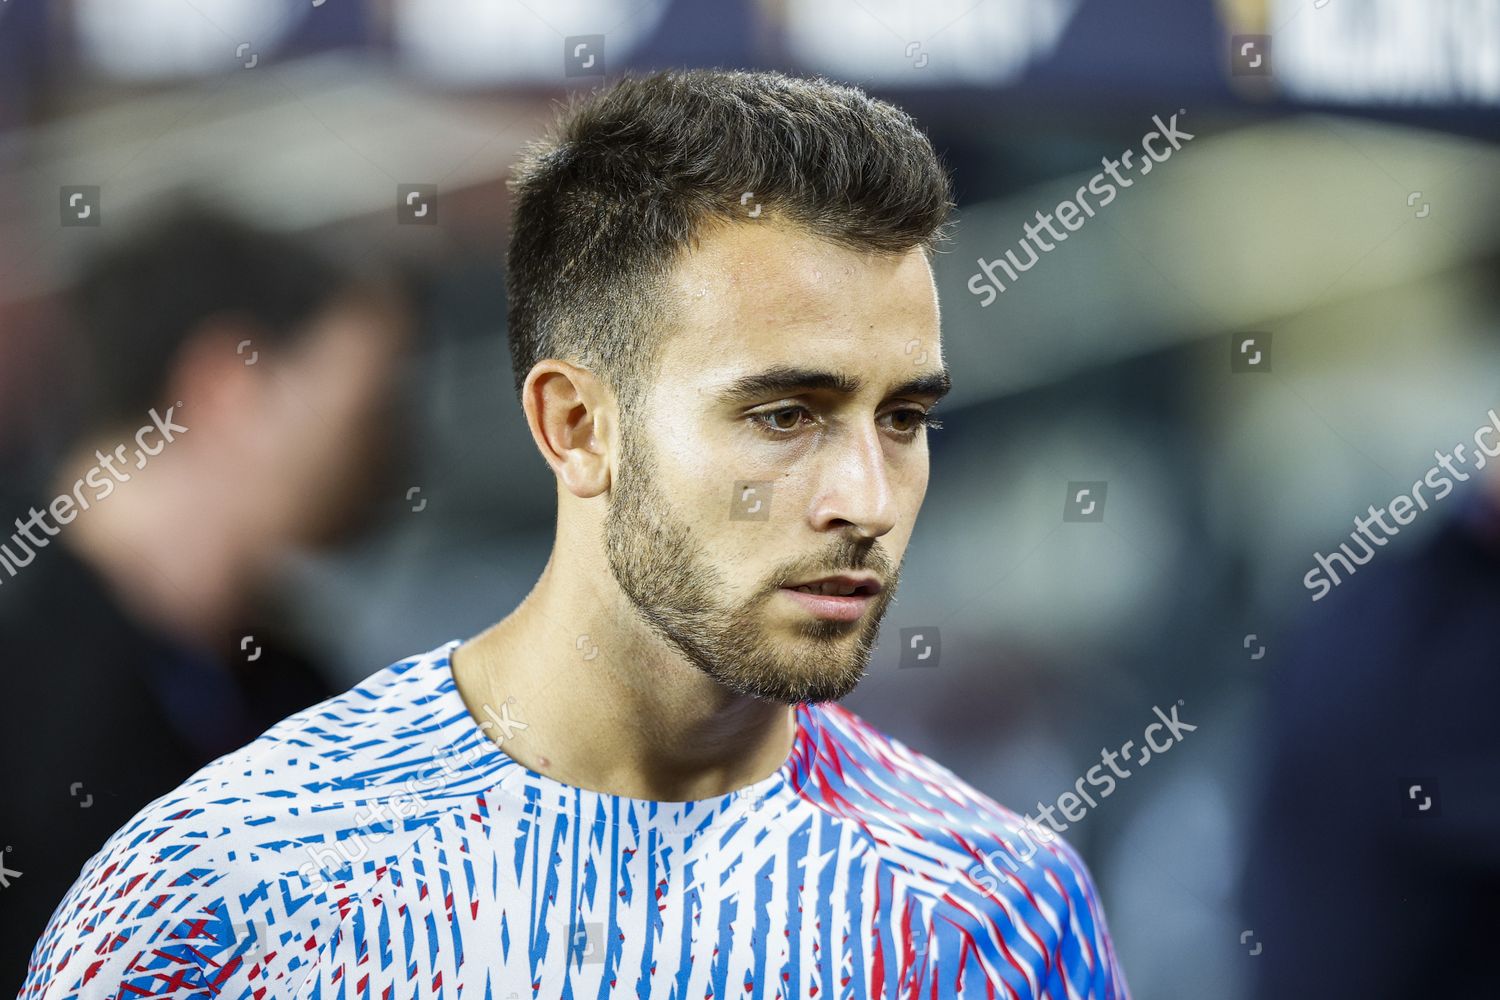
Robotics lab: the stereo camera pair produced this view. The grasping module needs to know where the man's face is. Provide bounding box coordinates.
[604,219,948,704]
[258,293,411,547]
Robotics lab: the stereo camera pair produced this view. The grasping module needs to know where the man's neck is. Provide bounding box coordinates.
[451,557,797,802]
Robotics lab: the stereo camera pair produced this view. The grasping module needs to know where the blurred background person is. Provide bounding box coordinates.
[0,202,413,985]
[1244,472,1500,998]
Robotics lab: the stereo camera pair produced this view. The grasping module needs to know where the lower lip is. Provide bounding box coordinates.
[778,587,875,622]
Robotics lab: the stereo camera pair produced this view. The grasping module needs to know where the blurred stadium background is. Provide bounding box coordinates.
[3,1,1499,997]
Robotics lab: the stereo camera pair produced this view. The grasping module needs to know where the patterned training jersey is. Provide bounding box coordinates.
[21,639,1130,999]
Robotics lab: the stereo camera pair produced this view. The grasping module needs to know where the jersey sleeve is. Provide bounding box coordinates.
[1036,834,1131,1000]
[19,820,337,999]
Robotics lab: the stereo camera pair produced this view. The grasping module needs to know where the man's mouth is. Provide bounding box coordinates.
[777,574,882,621]
[781,573,882,596]
[785,581,877,596]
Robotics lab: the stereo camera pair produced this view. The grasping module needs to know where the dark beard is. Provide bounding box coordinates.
[603,418,897,704]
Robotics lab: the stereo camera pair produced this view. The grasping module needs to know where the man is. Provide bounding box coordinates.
[3,204,410,989]
[21,71,1128,998]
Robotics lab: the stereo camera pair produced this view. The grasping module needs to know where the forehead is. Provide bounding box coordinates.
[656,219,940,390]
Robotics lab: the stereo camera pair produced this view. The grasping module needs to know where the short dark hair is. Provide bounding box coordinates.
[67,200,354,431]
[504,68,955,408]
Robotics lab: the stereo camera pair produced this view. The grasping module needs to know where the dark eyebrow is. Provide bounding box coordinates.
[889,369,953,403]
[714,365,953,405]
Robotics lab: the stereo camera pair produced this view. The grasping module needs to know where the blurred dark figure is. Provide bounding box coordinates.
[0,203,412,989]
[1245,480,1500,998]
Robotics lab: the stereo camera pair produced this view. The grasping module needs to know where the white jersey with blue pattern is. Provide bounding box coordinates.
[21,640,1129,999]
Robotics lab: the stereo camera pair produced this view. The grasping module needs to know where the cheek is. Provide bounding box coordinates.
[642,413,748,511]
[904,461,931,511]
[271,379,361,486]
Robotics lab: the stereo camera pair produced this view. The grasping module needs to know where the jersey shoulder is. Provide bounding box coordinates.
[800,702,1130,997]
[802,702,1075,881]
[21,641,500,999]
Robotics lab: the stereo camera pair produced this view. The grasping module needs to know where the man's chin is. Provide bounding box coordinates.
[703,638,873,705]
[715,669,866,706]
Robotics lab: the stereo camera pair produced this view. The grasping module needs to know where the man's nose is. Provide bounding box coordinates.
[807,422,898,538]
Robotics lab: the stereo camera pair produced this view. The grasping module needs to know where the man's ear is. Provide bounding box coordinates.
[521,360,614,499]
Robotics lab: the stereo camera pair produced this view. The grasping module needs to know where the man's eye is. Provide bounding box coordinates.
[752,406,812,433]
[751,406,943,438]
[886,408,943,436]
